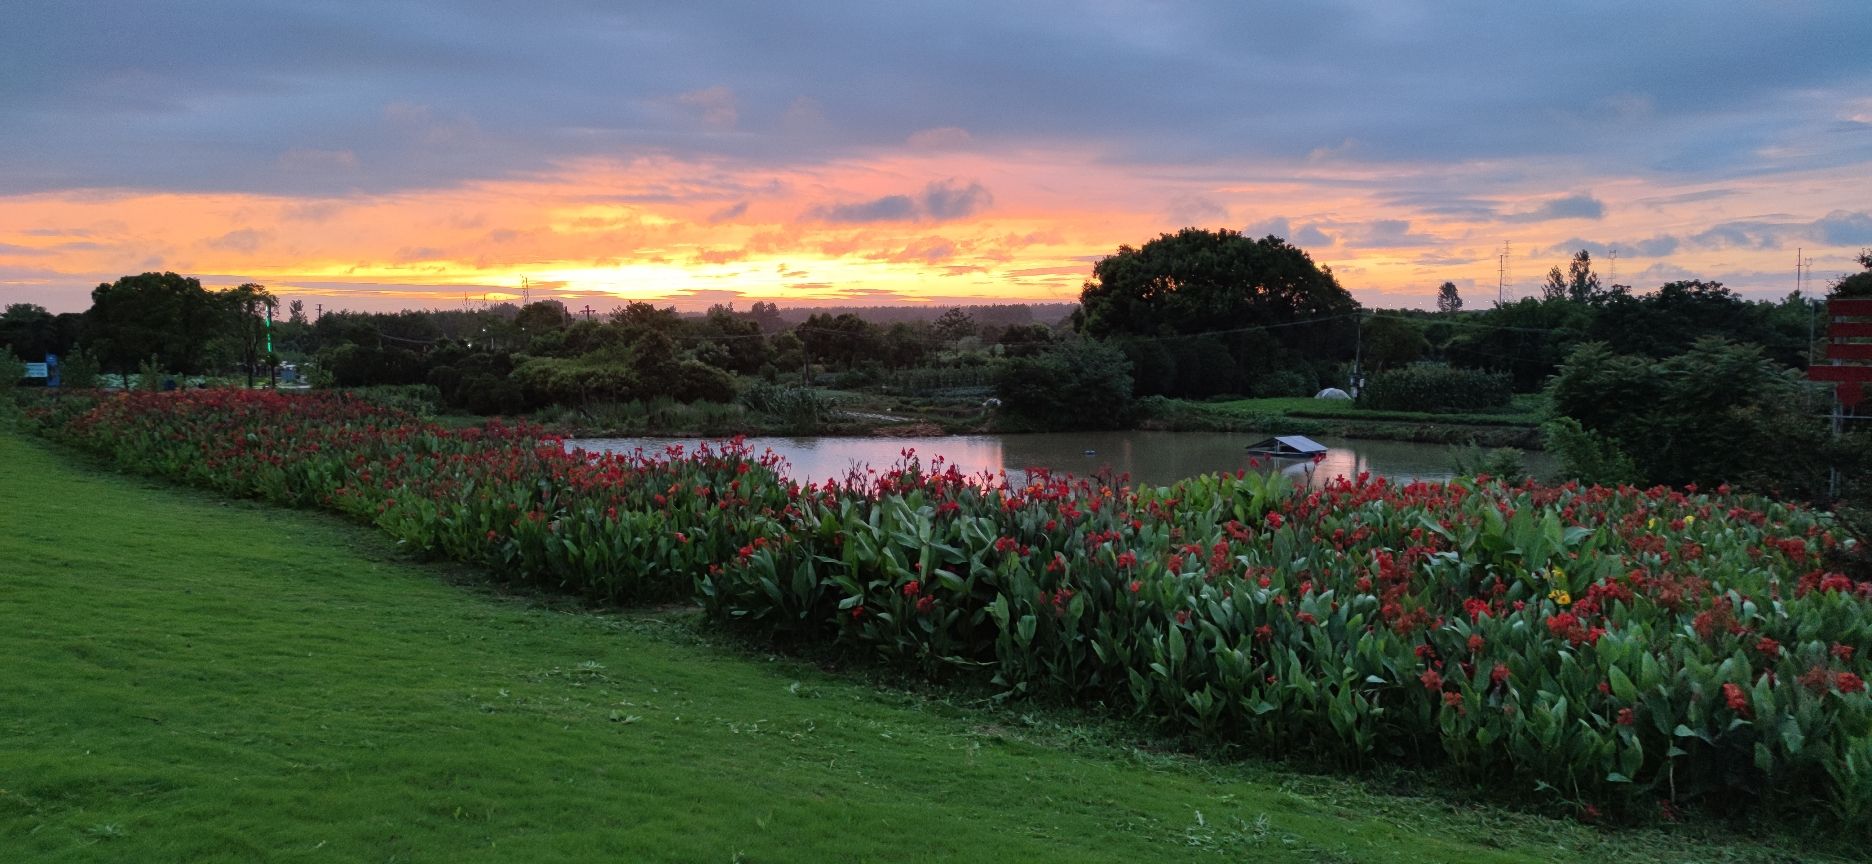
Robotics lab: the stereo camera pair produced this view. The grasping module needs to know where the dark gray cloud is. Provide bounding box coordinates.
[1544,235,1680,259]
[1686,210,1872,251]
[811,194,919,223]
[1815,210,1872,246]
[811,179,992,223]
[3,1,1870,196]
[1243,216,1332,248]
[922,180,992,220]
[1342,219,1439,248]
[1502,193,1606,223]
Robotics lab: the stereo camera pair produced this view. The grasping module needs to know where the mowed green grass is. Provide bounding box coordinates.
[1199,396,1544,427]
[0,431,1830,863]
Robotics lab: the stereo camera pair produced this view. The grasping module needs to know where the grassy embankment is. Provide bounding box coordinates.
[1151,394,1547,448]
[0,430,1839,862]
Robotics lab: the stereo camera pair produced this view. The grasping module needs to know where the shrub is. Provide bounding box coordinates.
[740,381,831,429]
[993,339,1134,430]
[1448,442,1528,483]
[1247,369,1315,398]
[1541,418,1640,486]
[1358,364,1512,413]
[58,348,101,390]
[0,350,23,390]
[1546,338,1853,496]
[670,360,737,404]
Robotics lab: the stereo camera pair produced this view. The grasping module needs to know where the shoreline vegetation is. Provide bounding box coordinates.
[412,385,1547,448]
[14,390,1869,855]
[1,423,1848,863]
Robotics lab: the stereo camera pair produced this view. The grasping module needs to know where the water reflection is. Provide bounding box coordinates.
[568,430,1494,489]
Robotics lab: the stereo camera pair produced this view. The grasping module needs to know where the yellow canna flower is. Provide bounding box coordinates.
[1647,517,1658,529]
[1683,514,1695,526]
[1548,587,1572,606]
[1552,565,1566,580]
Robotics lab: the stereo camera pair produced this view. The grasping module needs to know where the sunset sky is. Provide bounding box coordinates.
[4,1,1871,314]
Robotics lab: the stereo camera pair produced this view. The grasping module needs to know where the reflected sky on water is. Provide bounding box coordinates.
[568,430,1516,489]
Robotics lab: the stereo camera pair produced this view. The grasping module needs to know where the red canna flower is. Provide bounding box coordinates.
[902,580,921,598]
[1617,707,1635,726]
[1419,669,1442,692]
[1722,682,1751,717]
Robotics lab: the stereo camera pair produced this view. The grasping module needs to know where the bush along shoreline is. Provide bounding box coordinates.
[21,390,1870,833]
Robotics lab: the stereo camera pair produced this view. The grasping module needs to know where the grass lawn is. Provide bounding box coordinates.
[1196,395,1545,428]
[0,430,1829,863]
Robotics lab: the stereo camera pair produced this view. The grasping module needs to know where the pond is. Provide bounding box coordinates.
[566,431,1531,488]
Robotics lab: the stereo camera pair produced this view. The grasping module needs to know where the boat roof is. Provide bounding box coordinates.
[1246,435,1328,455]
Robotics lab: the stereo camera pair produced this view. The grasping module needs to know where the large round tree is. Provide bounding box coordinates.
[1077,229,1360,396]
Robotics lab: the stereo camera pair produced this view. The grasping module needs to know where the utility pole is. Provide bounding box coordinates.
[1799,248,1817,370]
[265,302,276,389]
[1350,312,1365,395]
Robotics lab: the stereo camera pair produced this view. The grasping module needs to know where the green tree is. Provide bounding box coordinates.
[933,307,977,342]
[85,272,226,376]
[993,340,1135,430]
[1446,297,1592,391]
[1361,315,1429,370]
[697,305,770,373]
[798,313,877,372]
[1542,250,1602,303]
[1077,229,1359,394]
[1586,280,1776,362]
[515,300,573,337]
[222,283,277,388]
[1833,249,1872,298]
[1435,281,1462,314]
[0,304,60,361]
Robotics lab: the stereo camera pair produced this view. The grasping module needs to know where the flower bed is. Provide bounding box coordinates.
[25,390,1871,826]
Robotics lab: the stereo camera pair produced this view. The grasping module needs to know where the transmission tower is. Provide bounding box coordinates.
[1497,242,1512,304]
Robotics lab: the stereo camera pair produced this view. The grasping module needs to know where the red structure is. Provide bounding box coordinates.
[1813,298,1872,409]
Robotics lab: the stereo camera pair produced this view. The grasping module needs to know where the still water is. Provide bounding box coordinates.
[567,431,1513,489]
